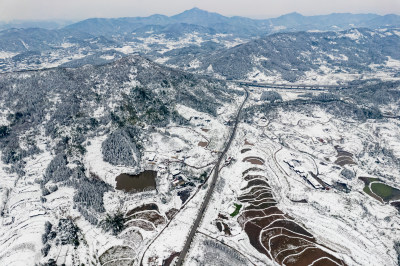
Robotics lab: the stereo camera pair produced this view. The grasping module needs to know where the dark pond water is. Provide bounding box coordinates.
[115,170,157,193]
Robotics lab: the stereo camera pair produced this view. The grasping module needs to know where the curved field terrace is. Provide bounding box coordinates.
[243,156,265,165]
[238,149,345,265]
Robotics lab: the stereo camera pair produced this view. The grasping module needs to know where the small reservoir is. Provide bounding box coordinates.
[115,170,157,193]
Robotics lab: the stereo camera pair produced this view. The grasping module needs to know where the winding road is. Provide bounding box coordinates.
[175,88,249,265]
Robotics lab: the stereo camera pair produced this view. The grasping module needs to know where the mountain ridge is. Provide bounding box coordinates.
[3,8,399,36]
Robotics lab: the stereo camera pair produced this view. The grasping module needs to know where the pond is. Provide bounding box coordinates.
[370,182,400,202]
[359,177,400,203]
[115,170,157,193]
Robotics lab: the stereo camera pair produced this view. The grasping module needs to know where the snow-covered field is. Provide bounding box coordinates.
[182,89,400,265]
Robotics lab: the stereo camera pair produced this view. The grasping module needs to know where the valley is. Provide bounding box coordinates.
[0,7,400,266]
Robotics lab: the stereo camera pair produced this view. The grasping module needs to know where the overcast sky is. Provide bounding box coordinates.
[1,0,400,22]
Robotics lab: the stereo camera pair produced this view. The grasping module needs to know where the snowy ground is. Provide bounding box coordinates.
[1,60,400,265]
[0,33,247,74]
[182,87,400,265]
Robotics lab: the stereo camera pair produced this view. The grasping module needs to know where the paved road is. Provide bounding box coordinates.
[235,80,347,90]
[209,77,353,90]
[175,88,249,266]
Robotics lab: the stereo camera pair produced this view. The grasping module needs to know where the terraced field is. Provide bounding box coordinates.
[334,146,355,166]
[237,151,346,266]
[125,203,166,232]
[99,203,168,266]
[99,246,136,266]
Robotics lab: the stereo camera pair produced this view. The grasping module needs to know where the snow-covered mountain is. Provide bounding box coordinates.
[0,55,241,265]
[65,8,400,38]
[182,28,400,82]
[1,8,400,266]
[1,9,400,74]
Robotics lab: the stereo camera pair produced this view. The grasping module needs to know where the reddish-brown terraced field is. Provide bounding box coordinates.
[237,159,346,265]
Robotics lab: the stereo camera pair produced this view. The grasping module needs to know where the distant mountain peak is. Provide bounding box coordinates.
[186,7,208,13]
[176,7,208,15]
[171,7,227,25]
[280,12,304,18]
[173,7,225,18]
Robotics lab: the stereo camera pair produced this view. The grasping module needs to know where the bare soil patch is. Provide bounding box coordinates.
[244,139,255,146]
[165,208,178,220]
[275,245,313,264]
[129,211,166,226]
[221,222,232,235]
[268,234,312,255]
[244,222,271,259]
[245,202,277,210]
[99,246,135,265]
[242,167,263,176]
[283,247,342,266]
[125,220,155,231]
[198,141,208,147]
[251,214,286,229]
[266,220,313,238]
[244,174,268,181]
[241,148,252,153]
[263,207,284,216]
[243,156,265,165]
[126,203,159,216]
[216,221,223,232]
